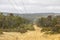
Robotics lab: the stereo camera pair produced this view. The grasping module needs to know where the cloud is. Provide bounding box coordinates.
[0,5,24,13]
[0,0,60,13]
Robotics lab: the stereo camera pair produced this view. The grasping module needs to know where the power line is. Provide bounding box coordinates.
[8,0,27,13]
[13,0,23,13]
[21,0,27,13]
[8,0,18,13]
[8,0,23,13]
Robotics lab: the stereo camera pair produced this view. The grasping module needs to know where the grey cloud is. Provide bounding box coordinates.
[0,0,60,13]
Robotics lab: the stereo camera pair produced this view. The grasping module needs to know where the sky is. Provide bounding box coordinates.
[0,0,60,13]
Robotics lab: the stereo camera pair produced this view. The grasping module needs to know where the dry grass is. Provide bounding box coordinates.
[0,25,60,40]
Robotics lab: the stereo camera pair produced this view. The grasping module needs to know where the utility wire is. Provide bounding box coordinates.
[21,0,27,13]
[8,0,27,13]
[8,0,23,13]
[13,0,23,13]
[8,0,18,13]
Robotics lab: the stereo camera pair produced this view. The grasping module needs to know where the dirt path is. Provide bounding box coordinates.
[0,25,60,40]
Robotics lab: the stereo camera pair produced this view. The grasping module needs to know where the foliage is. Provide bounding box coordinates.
[37,15,60,34]
[0,13,34,33]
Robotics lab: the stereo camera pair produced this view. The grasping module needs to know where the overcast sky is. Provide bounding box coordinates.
[0,0,60,13]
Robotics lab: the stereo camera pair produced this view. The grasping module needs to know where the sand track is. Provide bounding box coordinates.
[0,25,60,40]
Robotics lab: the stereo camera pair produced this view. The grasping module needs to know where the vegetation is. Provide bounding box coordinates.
[0,13,35,33]
[1,12,60,34]
[37,15,60,34]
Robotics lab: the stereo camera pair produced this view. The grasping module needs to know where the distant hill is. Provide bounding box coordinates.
[3,13,55,21]
[16,13,55,21]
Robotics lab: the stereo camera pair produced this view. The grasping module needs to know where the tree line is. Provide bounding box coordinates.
[0,13,34,33]
[37,15,60,34]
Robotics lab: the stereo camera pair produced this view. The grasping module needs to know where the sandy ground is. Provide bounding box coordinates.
[0,25,60,40]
